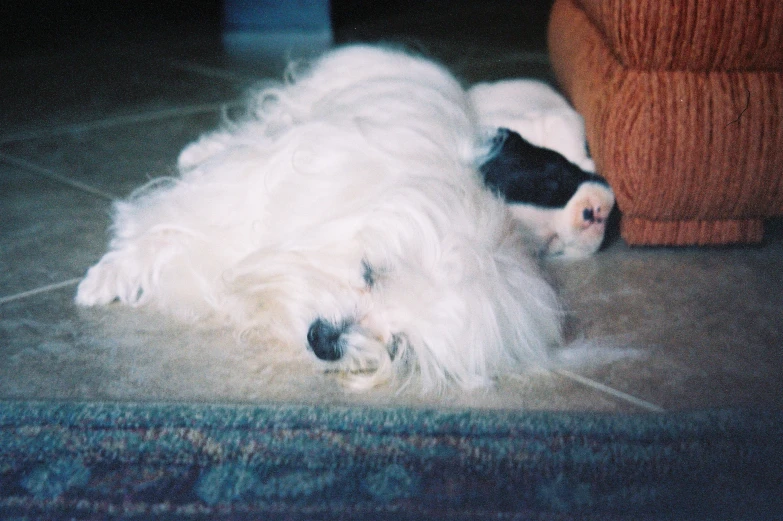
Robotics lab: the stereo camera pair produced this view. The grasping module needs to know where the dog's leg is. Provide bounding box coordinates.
[76,249,150,306]
[75,230,195,307]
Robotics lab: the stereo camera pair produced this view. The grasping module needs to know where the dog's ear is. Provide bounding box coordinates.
[479,128,608,208]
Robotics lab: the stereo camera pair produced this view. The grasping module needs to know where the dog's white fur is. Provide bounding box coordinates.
[470,79,595,172]
[76,45,563,392]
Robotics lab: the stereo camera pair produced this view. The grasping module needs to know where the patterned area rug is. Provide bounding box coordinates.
[1,401,781,520]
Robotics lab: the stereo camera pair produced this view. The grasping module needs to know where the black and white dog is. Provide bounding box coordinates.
[471,80,614,258]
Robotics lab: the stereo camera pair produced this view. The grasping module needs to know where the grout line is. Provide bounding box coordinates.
[0,100,243,145]
[554,369,666,413]
[168,60,258,83]
[0,152,117,200]
[0,278,81,305]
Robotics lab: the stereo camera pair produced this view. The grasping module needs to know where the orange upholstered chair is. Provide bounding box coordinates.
[548,0,783,245]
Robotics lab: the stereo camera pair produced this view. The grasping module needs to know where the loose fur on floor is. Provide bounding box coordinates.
[76,45,565,392]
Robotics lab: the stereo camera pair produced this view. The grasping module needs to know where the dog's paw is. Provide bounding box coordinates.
[553,182,615,258]
[75,254,144,307]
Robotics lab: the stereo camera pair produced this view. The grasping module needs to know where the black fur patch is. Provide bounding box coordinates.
[479,128,608,208]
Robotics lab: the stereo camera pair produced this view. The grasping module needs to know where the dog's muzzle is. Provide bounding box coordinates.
[307,318,345,361]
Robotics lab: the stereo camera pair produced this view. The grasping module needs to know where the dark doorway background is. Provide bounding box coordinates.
[1,0,553,59]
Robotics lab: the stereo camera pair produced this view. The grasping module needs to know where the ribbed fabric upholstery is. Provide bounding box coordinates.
[549,0,783,245]
[576,0,783,71]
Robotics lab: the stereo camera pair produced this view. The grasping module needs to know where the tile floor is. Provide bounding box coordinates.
[1,14,781,414]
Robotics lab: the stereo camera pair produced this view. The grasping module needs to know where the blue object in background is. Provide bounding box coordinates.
[225,0,331,31]
[223,0,333,58]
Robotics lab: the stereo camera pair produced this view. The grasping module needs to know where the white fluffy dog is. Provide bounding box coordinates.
[75,45,563,392]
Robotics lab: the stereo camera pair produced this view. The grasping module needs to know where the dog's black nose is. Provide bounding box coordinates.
[307,319,344,361]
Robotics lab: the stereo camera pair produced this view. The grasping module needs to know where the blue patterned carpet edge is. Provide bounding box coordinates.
[1,401,781,520]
